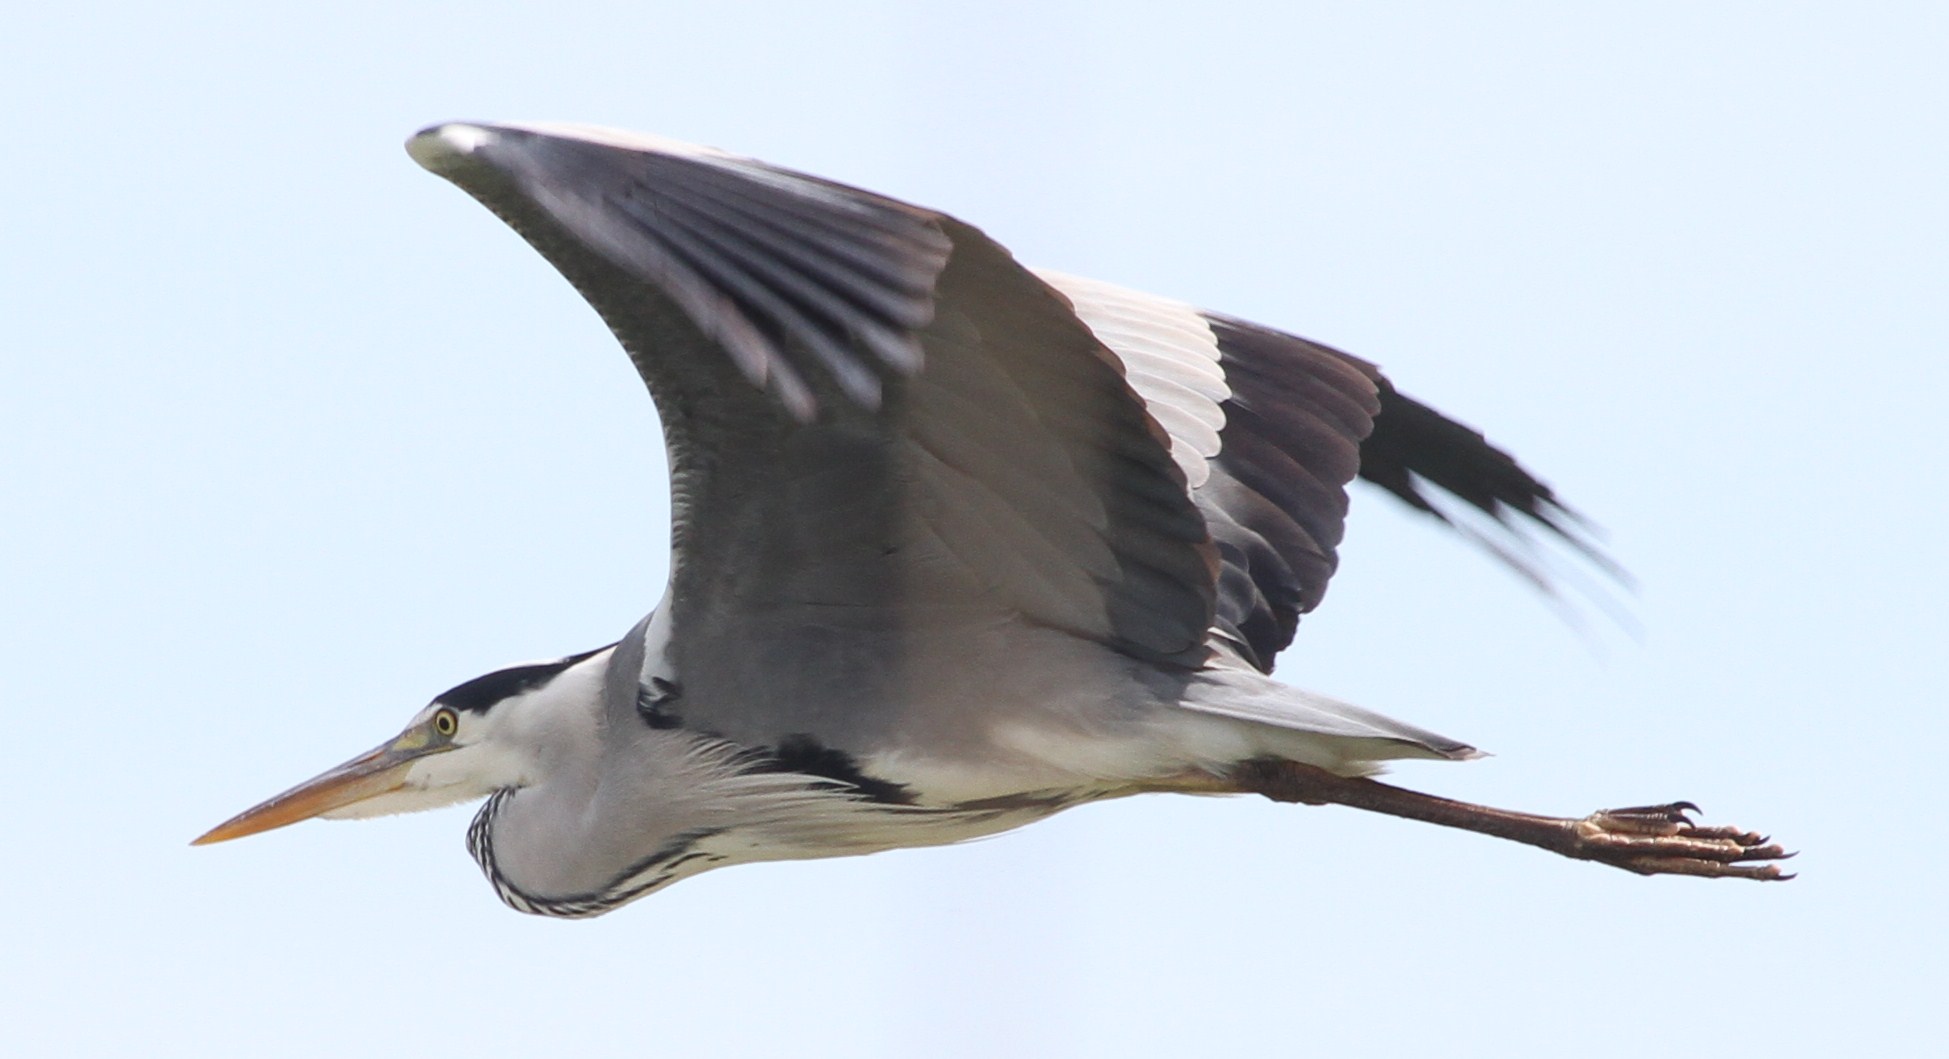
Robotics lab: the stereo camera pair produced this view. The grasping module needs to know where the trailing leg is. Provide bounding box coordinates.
[1231,759,1793,880]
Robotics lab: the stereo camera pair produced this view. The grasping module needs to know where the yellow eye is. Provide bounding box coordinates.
[433,709,458,737]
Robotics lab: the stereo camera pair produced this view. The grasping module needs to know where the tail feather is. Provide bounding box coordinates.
[1177,660,1480,764]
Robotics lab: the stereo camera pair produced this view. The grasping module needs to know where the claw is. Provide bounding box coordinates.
[1625,858,1793,881]
[1568,801,1793,880]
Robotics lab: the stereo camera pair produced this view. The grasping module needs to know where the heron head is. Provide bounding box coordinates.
[193,648,612,846]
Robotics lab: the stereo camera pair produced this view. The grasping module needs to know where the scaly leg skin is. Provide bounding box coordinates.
[1231,759,1794,881]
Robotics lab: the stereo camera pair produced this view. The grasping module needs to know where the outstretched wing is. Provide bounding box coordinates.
[1044,273,1612,673]
[409,123,1216,751]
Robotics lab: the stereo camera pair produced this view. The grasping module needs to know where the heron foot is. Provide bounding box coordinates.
[1566,801,1795,880]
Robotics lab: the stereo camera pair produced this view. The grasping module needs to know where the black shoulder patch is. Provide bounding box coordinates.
[637,677,685,729]
[755,734,915,805]
[434,644,611,713]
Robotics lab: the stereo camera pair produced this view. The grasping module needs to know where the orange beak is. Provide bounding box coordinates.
[192,739,429,845]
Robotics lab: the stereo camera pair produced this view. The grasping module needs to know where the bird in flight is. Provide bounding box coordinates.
[195,123,1790,916]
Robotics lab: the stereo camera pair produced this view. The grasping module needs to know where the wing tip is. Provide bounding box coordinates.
[406,121,503,175]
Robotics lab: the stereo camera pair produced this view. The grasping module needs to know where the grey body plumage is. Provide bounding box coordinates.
[194,123,1791,909]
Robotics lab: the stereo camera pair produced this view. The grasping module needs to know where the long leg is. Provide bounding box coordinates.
[1230,759,1793,880]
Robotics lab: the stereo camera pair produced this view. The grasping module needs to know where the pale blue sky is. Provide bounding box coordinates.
[5,4,1944,1056]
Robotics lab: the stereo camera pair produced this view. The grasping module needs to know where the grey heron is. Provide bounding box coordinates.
[194,123,1790,916]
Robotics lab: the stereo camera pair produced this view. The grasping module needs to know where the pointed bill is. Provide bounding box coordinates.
[192,739,433,846]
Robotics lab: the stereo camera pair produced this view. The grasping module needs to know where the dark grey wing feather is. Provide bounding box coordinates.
[1197,316,1379,669]
[1352,378,1621,585]
[452,125,950,418]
